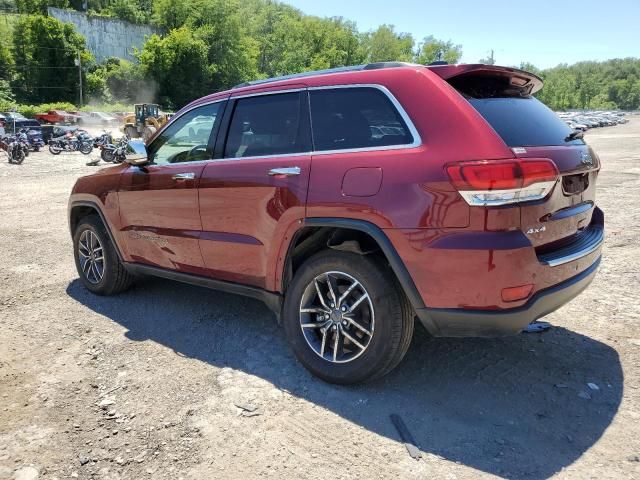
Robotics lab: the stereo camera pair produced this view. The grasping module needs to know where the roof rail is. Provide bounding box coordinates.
[232,62,419,89]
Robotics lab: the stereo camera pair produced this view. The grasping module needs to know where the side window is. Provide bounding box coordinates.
[224,92,309,159]
[310,87,413,151]
[147,102,222,165]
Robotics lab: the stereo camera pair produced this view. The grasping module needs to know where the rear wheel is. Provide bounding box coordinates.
[101,148,115,162]
[283,250,414,384]
[48,144,61,155]
[73,215,133,295]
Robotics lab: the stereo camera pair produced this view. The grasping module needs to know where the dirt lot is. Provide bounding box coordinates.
[1,120,639,480]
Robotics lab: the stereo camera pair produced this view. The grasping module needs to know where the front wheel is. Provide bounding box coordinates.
[101,148,115,162]
[283,250,414,384]
[49,144,61,155]
[73,216,134,295]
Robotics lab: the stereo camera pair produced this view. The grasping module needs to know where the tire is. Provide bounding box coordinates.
[101,148,115,162]
[125,126,139,139]
[143,126,156,142]
[79,142,93,155]
[10,146,25,164]
[283,250,414,384]
[73,215,134,295]
[49,144,61,155]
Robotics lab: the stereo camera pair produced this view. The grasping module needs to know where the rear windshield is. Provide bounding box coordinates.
[468,96,584,147]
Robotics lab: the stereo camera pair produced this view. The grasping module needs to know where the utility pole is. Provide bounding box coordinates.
[75,52,83,107]
[489,49,495,65]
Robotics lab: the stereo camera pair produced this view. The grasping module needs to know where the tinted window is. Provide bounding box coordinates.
[310,87,413,151]
[148,102,221,165]
[224,92,308,158]
[468,96,583,147]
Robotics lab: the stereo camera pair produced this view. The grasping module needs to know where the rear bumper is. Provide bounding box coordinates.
[416,256,601,337]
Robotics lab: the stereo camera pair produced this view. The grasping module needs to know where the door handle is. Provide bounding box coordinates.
[172,172,195,181]
[268,167,301,177]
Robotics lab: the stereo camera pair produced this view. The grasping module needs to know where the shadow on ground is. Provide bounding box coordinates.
[67,277,622,479]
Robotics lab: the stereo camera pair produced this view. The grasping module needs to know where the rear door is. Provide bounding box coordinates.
[198,90,311,289]
[117,100,225,273]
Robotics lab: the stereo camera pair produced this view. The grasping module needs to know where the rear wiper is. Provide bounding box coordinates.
[565,130,584,142]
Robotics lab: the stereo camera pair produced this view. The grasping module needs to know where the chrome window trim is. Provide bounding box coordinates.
[308,84,422,155]
[229,87,306,100]
[147,97,227,165]
[198,151,313,165]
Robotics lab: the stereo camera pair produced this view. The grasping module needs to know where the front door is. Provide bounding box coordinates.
[198,90,311,289]
[118,101,226,274]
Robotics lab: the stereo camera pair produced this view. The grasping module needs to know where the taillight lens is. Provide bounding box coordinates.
[446,159,558,206]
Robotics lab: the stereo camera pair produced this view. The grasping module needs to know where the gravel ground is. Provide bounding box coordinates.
[1,120,639,480]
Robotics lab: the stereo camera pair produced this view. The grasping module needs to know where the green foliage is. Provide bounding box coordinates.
[15,101,76,117]
[84,57,147,103]
[533,58,640,111]
[0,80,16,104]
[360,24,414,63]
[0,22,14,81]
[14,0,68,14]
[415,36,462,65]
[10,14,92,104]
[102,0,152,24]
[138,28,210,108]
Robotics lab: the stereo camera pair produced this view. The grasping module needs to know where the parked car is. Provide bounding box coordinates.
[35,110,80,124]
[4,119,43,135]
[1,111,27,122]
[68,63,604,384]
[79,111,117,126]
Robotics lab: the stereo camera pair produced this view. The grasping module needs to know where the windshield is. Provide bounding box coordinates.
[468,96,584,147]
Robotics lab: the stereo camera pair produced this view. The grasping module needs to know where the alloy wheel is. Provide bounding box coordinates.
[299,271,375,363]
[78,230,105,284]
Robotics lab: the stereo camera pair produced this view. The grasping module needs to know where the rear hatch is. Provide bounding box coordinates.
[432,64,601,255]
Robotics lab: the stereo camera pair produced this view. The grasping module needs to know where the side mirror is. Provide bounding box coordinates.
[125,139,149,166]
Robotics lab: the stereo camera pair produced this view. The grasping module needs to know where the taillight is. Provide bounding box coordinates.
[446,159,558,206]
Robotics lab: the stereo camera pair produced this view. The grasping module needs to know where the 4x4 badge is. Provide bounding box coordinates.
[526,225,546,235]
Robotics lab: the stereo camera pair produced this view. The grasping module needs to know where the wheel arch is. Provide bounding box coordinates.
[281,218,427,314]
[68,200,124,262]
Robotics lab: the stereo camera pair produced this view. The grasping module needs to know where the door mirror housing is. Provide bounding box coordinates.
[125,139,149,166]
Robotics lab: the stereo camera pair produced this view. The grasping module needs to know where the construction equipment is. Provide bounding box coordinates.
[122,104,169,142]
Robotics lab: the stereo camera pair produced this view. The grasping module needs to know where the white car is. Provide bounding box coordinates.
[80,112,117,125]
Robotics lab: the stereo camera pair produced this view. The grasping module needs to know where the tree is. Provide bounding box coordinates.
[138,27,210,108]
[0,22,14,81]
[151,0,196,30]
[191,0,258,92]
[103,0,152,24]
[360,25,414,63]
[10,15,92,103]
[14,0,68,14]
[415,36,462,64]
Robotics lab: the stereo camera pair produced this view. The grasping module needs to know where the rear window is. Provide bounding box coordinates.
[468,96,583,147]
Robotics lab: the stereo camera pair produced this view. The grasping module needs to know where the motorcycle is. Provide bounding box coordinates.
[100,135,129,163]
[1,135,26,164]
[24,129,45,152]
[93,131,117,162]
[48,129,93,155]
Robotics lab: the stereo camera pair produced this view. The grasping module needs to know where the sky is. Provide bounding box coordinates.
[281,0,640,69]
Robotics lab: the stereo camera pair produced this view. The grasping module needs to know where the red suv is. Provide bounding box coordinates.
[68,63,604,384]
